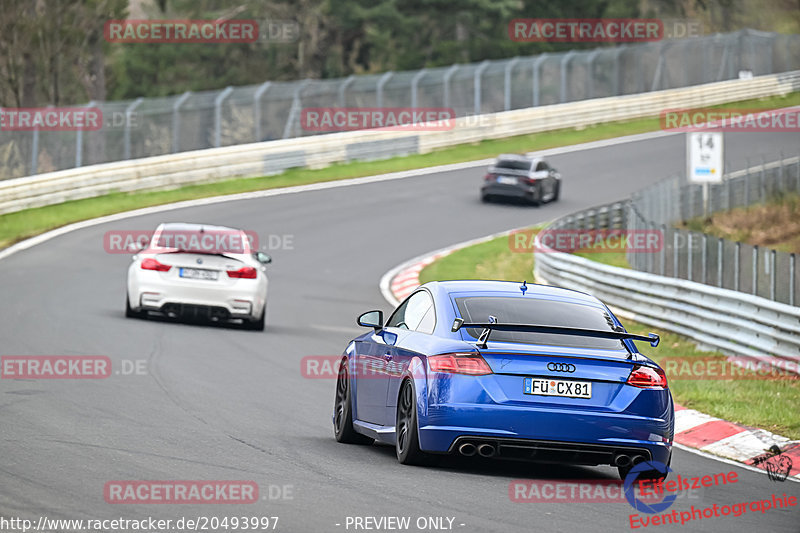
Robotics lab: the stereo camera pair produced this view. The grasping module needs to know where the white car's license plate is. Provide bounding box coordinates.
[179,267,218,280]
[524,377,592,398]
[497,176,518,185]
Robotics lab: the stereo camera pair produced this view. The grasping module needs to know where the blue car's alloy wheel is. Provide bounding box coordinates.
[333,362,373,445]
[395,380,430,465]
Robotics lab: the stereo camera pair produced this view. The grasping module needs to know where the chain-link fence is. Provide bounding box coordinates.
[626,155,800,305]
[549,154,800,306]
[2,29,799,181]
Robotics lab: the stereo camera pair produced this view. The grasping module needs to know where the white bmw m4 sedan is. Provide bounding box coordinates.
[125,223,271,330]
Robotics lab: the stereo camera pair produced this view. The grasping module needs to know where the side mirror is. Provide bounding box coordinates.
[357,310,383,331]
[255,252,272,265]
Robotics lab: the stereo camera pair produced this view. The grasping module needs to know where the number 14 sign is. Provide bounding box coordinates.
[687,132,723,184]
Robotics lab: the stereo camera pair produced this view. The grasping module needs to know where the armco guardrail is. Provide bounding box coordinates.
[534,204,800,372]
[1,70,799,215]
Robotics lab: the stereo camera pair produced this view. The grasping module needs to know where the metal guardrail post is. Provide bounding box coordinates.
[660,224,667,276]
[172,91,192,153]
[503,58,520,111]
[717,238,723,287]
[791,254,796,306]
[474,60,490,115]
[214,86,234,148]
[254,82,272,142]
[734,242,740,291]
[376,71,393,108]
[124,97,144,160]
[532,54,548,107]
[75,100,96,168]
[687,232,693,282]
[411,69,427,109]
[443,65,458,109]
[752,245,759,295]
[560,51,576,103]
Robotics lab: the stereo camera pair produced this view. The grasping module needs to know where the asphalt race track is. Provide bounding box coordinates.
[1,131,799,532]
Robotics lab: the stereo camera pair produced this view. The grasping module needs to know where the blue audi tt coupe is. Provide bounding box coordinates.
[333,280,673,479]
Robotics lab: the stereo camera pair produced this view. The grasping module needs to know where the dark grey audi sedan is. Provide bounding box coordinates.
[481,154,561,206]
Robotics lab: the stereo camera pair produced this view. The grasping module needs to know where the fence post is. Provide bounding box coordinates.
[75,100,96,168]
[770,249,776,301]
[560,51,576,103]
[411,68,427,109]
[282,79,310,139]
[734,242,740,291]
[172,91,191,152]
[254,82,272,142]
[744,158,751,206]
[532,54,549,106]
[474,60,490,115]
[701,234,707,284]
[613,46,625,95]
[791,253,796,306]
[123,97,144,160]
[376,71,394,108]
[673,231,679,278]
[752,245,758,296]
[586,49,601,98]
[213,86,233,148]
[443,65,459,109]
[503,58,520,111]
[650,42,665,91]
[687,232,693,281]
[337,76,354,107]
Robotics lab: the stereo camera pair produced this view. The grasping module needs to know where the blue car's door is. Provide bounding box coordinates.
[384,291,437,426]
[354,330,396,425]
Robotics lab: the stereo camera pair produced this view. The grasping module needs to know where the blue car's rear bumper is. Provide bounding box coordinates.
[415,374,674,466]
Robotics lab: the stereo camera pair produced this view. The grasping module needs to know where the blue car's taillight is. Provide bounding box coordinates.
[429,353,492,375]
[627,365,667,389]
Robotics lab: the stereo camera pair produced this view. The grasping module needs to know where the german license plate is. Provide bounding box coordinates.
[179,267,218,280]
[524,377,592,398]
[497,176,518,185]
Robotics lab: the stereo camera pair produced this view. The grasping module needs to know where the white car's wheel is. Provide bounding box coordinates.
[125,294,143,319]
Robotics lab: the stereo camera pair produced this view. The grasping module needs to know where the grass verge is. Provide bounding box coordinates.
[3,91,800,250]
[418,228,800,439]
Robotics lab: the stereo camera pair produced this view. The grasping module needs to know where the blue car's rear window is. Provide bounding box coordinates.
[454,296,622,350]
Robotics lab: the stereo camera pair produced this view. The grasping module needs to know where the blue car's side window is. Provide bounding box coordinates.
[387,291,435,334]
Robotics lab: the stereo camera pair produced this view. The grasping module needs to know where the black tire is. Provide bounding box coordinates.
[480,193,490,203]
[551,180,560,202]
[245,305,266,331]
[334,361,374,445]
[528,184,542,207]
[395,380,431,465]
[125,294,142,319]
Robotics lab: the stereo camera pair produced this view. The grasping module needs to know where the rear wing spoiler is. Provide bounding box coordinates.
[451,319,660,349]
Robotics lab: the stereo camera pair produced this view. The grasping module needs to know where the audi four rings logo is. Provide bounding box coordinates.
[547,362,575,373]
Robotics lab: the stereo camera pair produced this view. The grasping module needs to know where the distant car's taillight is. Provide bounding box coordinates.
[227,266,257,279]
[524,177,538,185]
[428,353,493,375]
[484,173,495,181]
[627,365,667,389]
[140,258,171,272]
